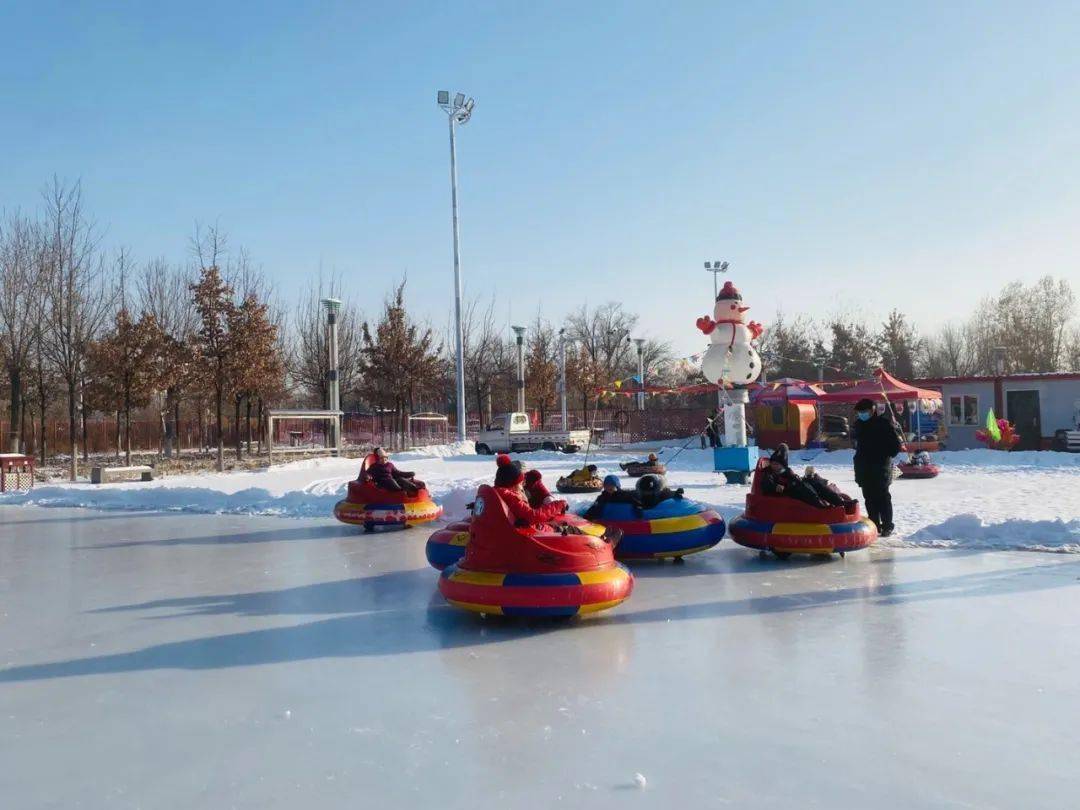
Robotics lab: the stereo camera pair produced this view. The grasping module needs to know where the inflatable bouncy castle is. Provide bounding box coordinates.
[438,485,633,616]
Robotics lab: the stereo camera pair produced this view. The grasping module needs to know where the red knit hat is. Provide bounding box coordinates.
[716,280,742,301]
[523,469,543,485]
[495,453,524,487]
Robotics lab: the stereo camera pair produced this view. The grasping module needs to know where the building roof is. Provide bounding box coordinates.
[915,372,1080,386]
[818,368,941,403]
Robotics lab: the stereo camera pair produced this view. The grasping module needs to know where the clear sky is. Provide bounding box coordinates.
[4,1,1079,357]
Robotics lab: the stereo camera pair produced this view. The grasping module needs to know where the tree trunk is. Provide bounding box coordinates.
[67,379,77,481]
[115,409,122,461]
[19,392,29,454]
[173,398,181,457]
[8,365,22,453]
[80,392,89,462]
[234,395,243,461]
[163,388,175,459]
[257,398,264,453]
[124,397,132,467]
[215,386,224,471]
[245,398,253,454]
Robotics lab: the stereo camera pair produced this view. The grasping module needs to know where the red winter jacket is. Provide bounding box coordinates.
[495,485,566,527]
[524,478,553,508]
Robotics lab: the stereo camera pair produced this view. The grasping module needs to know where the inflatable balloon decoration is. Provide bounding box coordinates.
[975,408,1020,450]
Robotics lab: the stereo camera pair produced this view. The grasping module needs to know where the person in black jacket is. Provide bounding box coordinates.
[761,444,853,508]
[584,475,644,519]
[851,398,903,536]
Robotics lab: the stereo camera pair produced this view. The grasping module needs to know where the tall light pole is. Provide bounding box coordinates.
[512,325,526,412]
[704,260,729,299]
[321,297,342,454]
[437,90,476,441]
[633,338,646,411]
[703,260,729,408]
[559,328,569,428]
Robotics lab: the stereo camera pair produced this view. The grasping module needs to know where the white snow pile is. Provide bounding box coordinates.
[4,443,1080,554]
[902,515,1080,554]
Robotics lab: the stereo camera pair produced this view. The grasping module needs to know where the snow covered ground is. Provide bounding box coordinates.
[4,443,1080,553]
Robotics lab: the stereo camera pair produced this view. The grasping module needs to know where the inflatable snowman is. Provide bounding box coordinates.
[696,281,764,386]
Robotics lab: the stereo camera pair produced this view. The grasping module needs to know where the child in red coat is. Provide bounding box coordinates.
[523,469,554,508]
[494,455,567,527]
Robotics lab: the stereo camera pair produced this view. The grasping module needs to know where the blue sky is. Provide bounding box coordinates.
[3,1,1079,356]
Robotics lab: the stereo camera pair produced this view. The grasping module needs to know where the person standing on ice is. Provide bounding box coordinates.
[851,398,903,536]
[696,281,764,386]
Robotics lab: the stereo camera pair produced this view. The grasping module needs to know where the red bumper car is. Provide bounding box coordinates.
[437,485,633,616]
[334,453,443,531]
[728,459,877,557]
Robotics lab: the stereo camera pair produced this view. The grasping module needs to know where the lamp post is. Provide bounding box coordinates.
[559,328,568,428]
[512,325,526,412]
[437,90,476,441]
[321,297,342,454]
[634,338,646,411]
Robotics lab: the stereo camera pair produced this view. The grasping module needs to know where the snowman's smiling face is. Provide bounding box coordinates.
[713,298,749,323]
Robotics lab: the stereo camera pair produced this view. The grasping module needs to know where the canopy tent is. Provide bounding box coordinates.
[818,368,941,403]
[752,378,825,404]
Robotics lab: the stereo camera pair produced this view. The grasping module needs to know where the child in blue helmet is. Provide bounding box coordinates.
[584,474,644,520]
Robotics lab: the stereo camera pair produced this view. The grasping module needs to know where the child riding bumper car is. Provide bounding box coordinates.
[334,450,443,531]
[438,483,633,616]
[729,457,877,557]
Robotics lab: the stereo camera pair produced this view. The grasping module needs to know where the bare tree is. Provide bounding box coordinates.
[38,179,113,480]
[137,257,197,457]
[0,213,41,452]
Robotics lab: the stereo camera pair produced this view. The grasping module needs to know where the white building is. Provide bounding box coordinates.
[916,373,1080,450]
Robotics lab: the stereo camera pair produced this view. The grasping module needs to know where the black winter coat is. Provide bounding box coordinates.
[852,414,903,482]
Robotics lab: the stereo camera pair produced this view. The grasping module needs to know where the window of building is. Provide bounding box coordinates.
[949,395,979,425]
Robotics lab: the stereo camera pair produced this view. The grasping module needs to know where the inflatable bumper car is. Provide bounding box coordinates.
[334,453,443,531]
[556,467,604,494]
[438,485,633,616]
[581,497,725,560]
[619,460,666,478]
[425,511,610,570]
[729,459,877,557]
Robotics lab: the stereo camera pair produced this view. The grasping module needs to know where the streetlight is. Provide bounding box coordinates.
[321,297,342,454]
[511,325,526,412]
[704,260,729,299]
[633,338,646,411]
[558,328,569,429]
[437,89,476,441]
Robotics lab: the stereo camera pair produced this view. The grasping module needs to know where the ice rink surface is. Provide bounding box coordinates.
[2,505,1079,809]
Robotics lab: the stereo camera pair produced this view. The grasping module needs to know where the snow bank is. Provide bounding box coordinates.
[901,514,1080,554]
[4,441,1080,555]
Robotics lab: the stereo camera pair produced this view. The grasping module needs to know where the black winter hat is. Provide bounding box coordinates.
[494,454,525,487]
[770,443,789,466]
[636,473,662,495]
[854,398,876,412]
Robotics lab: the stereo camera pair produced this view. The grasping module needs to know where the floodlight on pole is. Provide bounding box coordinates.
[704,259,730,300]
[436,89,477,441]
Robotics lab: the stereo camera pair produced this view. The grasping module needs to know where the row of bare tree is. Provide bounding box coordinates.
[760,277,1080,383]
